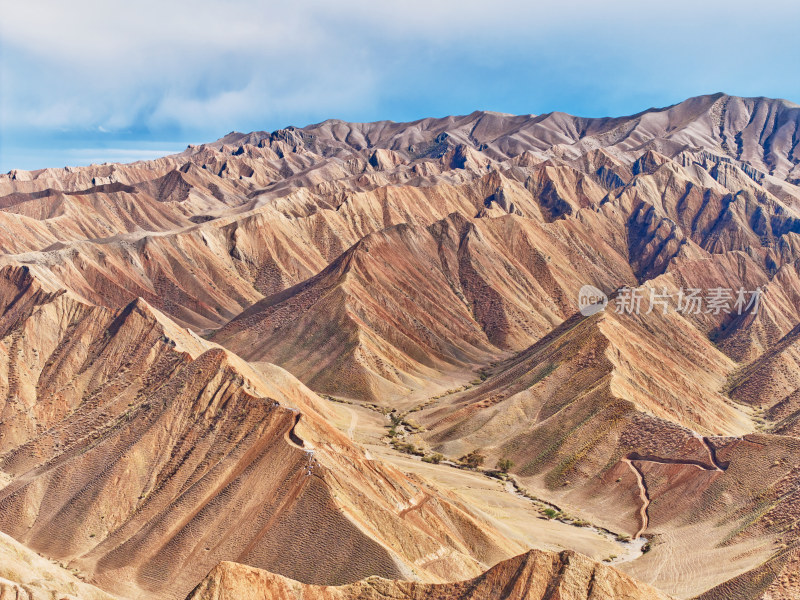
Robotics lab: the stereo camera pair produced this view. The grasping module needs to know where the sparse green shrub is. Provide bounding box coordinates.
[496,457,514,473]
[403,418,424,432]
[393,441,424,456]
[571,519,590,527]
[459,450,486,468]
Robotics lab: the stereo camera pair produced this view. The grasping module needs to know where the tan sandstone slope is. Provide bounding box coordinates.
[0,265,522,600]
[185,549,674,600]
[0,529,118,600]
[1,94,800,600]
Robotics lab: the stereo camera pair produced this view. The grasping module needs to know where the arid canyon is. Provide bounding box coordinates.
[2,93,800,599]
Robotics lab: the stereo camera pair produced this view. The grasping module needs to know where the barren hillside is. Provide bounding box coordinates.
[2,94,800,600]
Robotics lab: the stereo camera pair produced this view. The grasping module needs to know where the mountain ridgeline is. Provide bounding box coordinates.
[1,93,800,600]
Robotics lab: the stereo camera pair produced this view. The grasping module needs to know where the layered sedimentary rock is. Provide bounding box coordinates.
[0,266,520,600]
[1,94,800,599]
[185,549,674,600]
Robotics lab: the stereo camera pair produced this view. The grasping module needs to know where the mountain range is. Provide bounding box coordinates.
[1,92,800,599]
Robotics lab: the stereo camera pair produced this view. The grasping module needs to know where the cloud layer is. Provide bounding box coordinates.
[2,0,799,170]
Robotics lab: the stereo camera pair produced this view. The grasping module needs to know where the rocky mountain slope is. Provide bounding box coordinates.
[185,549,674,600]
[1,93,800,599]
[0,529,118,600]
[0,265,521,600]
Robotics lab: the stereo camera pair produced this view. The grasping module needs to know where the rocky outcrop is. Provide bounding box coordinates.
[0,530,117,600]
[186,550,674,600]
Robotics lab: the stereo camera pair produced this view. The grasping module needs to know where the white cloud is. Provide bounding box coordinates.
[1,1,382,136]
[66,147,186,165]
[1,0,799,168]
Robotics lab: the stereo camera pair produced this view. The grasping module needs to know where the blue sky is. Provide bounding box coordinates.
[2,0,799,172]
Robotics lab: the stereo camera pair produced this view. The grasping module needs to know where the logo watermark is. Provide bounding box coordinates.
[578,285,764,316]
[578,285,609,316]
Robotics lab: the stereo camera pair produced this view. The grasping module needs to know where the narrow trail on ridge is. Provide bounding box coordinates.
[623,458,651,539]
[699,436,725,471]
[622,441,727,538]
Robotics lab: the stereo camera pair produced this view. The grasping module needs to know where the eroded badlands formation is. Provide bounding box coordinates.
[1,93,800,599]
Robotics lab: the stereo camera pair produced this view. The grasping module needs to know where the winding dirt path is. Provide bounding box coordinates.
[622,440,727,538]
[698,436,725,471]
[345,405,359,440]
[623,459,650,538]
[284,412,305,449]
